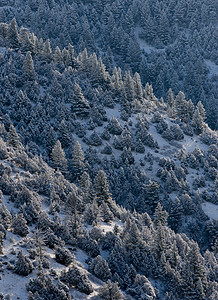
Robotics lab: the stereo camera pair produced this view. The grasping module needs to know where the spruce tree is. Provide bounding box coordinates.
[14,251,33,276]
[71,141,84,179]
[192,108,204,134]
[94,170,111,205]
[51,140,68,174]
[12,213,29,237]
[8,18,19,48]
[7,124,21,148]
[23,51,36,81]
[153,203,168,227]
[71,83,90,117]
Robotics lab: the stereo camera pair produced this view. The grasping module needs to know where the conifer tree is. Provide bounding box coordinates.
[71,83,90,117]
[167,88,174,108]
[153,203,168,227]
[51,140,68,174]
[7,124,21,148]
[192,108,204,134]
[94,170,111,205]
[125,222,142,250]
[14,250,33,276]
[12,213,29,237]
[23,51,36,81]
[196,101,206,121]
[8,18,19,48]
[58,120,72,148]
[71,141,84,179]
[43,39,52,62]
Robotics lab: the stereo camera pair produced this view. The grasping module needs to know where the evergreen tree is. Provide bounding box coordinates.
[100,202,113,223]
[94,170,111,205]
[192,108,204,134]
[175,91,187,121]
[71,141,84,180]
[167,88,174,108]
[71,83,90,117]
[8,18,19,48]
[98,280,124,300]
[14,251,33,276]
[89,255,112,282]
[58,120,72,148]
[12,213,29,237]
[143,181,160,213]
[181,243,208,299]
[51,140,68,174]
[7,124,21,148]
[153,203,168,227]
[42,39,52,62]
[23,51,36,81]
[196,101,206,121]
[125,222,142,250]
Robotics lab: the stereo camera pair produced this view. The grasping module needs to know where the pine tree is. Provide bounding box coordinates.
[71,83,90,117]
[107,117,122,135]
[23,51,36,81]
[192,108,204,134]
[51,140,68,174]
[7,124,21,148]
[20,27,35,53]
[167,88,174,108]
[196,101,206,121]
[100,202,113,223]
[125,222,142,249]
[58,120,72,148]
[8,18,19,48]
[94,170,111,205]
[133,73,143,102]
[42,39,52,62]
[181,243,208,299]
[175,91,187,121]
[153,203,168,227]
[89,255,112,282]
[143,181,160,213]
[98,280,123,300]
[12,213,29,237]
[71,141,84,180]
[14,250,33,276]
[124,71,135,103]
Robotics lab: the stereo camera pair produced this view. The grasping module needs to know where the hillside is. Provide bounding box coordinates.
[0,12,217,300]
[0,0,217,129]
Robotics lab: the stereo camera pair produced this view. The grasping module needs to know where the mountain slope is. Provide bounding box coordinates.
[0,19,217,299]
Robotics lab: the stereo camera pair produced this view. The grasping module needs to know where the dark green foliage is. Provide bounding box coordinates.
[14,251,33,276]
[94,170,111,205]
[55,246,74,266]
[98,280,124,300]
[71,83,90,118]
[89,255,112,282]
[27,274,71,300]
[60,265,93,294]
[12,213,29,237]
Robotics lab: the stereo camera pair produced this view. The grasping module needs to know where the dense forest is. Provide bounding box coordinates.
[0,0,217,129]
[0,1,217,299]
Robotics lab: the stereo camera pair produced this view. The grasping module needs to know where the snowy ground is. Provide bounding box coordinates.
[135,27,165,54]
[205,59,218,78]
[201,202,218,220]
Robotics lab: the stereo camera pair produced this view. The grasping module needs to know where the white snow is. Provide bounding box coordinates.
[0,46,7,54]
[135,27,165,54]
[205,59,218,77]
[201,202,218,220]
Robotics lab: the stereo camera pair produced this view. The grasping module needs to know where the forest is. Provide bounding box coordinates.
[0,0,217,299]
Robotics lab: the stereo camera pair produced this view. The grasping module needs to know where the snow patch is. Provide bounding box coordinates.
[135,27,165,54]
[205,59,218,77]
[201,202,218,220]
